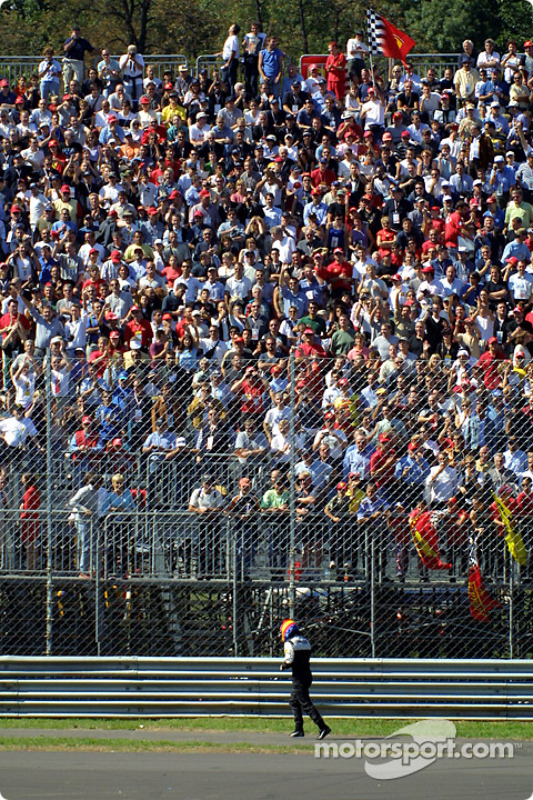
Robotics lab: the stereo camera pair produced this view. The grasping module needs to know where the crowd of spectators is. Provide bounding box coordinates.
[0,26,533,580]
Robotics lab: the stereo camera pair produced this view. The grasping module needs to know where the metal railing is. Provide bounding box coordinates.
[0,54,189,85]
[195,54,224,80]
[0,656,531,718]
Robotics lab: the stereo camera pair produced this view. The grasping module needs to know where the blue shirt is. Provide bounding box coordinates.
[490,165,515,194]
[356,492,389,520]
[343,444,375,479]
[259,47,283,80]
[394,454,430,486]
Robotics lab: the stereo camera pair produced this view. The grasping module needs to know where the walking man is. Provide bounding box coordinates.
[280,618,331,739]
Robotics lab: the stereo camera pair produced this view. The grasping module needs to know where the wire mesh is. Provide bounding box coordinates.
[0,347,531,659]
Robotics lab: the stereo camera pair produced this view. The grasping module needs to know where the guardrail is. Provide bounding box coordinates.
[0,657,531,719]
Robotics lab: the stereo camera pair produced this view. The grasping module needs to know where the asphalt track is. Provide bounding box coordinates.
[0,736,531,800]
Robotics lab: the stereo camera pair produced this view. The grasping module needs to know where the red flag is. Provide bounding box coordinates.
[408,509,452,571]
[367,10,416,65]
[468,560,500,623]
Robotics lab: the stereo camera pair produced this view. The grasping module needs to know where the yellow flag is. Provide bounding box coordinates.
[493,493,528,567]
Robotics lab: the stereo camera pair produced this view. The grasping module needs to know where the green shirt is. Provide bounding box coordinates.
[260,489,289,509]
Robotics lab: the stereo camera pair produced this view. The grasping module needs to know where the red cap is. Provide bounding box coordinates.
[324,411,334,420]
[48,139,58,146]
[14,97,24,104]
[392,273,402,281]
[108,114,117,122]
[487,195,496,203]
[488,336,498,344]
[140,95,150,104]
[169,190,180,199]
[82,415,92,424]
[333,247,343,254]
[407,442,418,452]
[382,132,392,141]
[422,266,434,273]
[525,40,533,47]
[393,111,403,119]
[162,313,173,320]
[147,207,158,215]
[199,189,210,198]
[336,481,347,491]
[10,205,21,213]
[311,187,322,196]
[110,250,122,262]
[111,438,123,448]
[60,184,71,193]
[110,330,121,338]
[363,130,373,138]
[378,433,391,443]
[339,378,350,386]
[89,248,98,255]
[506,256,519,265]
[0,79,8,88]
[303,327,315,335]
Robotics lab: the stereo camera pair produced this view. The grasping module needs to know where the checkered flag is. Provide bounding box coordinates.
[365,8,416,64]
[366,8,384,57]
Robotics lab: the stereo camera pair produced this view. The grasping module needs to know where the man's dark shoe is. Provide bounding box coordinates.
[317,725,331,740]
[290,730,305,737]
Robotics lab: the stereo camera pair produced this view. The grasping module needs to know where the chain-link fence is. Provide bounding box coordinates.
[0,351,531,659]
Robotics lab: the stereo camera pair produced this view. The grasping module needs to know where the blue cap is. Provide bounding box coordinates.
[118,371,129,380]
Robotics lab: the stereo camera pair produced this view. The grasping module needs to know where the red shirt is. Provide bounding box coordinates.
[316,259,352,292]
[235,378,265,415]
[369,446,397,487]
[517,491,533,517]
[310,166,337,188]
[0,311,30,339]
[376,228,396,259]
[88,349,109,377]
[444,211,463,248]
[477,349,504,389]
[124,318,153,348]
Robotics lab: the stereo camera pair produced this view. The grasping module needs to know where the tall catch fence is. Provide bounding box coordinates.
[1,352,531,660]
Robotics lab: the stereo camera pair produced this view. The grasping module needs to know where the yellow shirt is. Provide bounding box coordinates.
[53,198,77,221]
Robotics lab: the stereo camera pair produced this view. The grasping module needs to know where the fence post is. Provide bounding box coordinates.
[370,533,376,658]
[94,517,101,656]
[44,358,53,655]
[288,349,296,618]
[232,521,239,657]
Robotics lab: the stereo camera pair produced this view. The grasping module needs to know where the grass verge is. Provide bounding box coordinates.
[0,736,310,754]
[0,718,531,741]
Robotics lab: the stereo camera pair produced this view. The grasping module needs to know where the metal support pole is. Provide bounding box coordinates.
[288,350,296,618]
[45,358,53,655]
[370,530,376,658]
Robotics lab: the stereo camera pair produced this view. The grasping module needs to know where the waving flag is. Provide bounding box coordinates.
[366,9,416,65]
[408,509,452,571]
[468,551,500,623]
[492,492,527,566]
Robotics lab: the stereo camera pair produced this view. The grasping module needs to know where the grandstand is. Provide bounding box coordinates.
[0,28,530,661]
